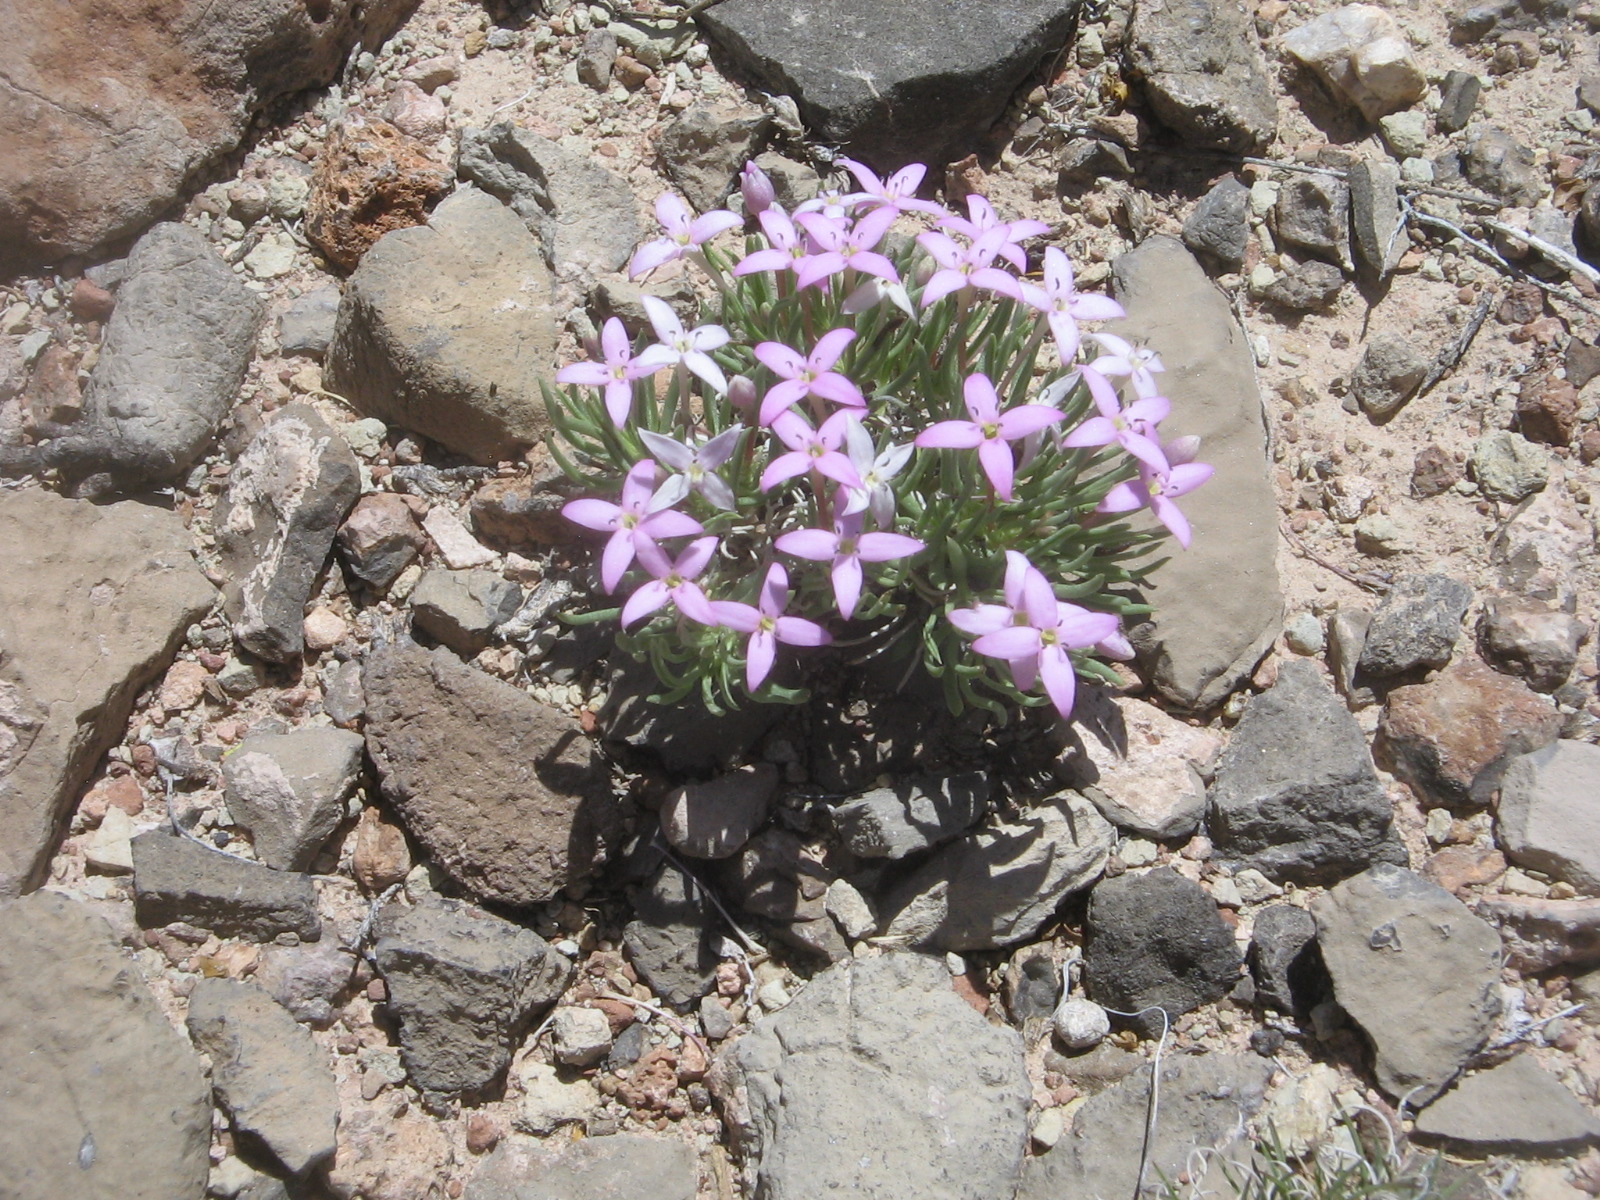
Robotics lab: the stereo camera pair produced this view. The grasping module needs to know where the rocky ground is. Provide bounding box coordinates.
[3,0,1600,1197]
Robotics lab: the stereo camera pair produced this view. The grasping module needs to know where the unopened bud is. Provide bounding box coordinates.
[740,161,776,216]
[727,374,759,421]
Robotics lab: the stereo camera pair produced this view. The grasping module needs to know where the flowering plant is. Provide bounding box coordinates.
[544,160,1212,720]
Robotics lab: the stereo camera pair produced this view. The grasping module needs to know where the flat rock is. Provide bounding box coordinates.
[410,567,522,655]
[0,891,211,1200]
[1313,864,1502,1104]
[881,792,1111,951]
[1126,0,1277,152]
[372,896,572,1099]
[1208,660,1403,884]
[662,763,779,860]
[1379,658,1562,809]
[1348,159,1405,284]
[27,224,263,497]
[1497,741,1600,892]
[1477,894,1600,972]
[326,186,560,465]
[1109,237,1282,711]
[254,939,357,1028]
[1083,868,1243,1025]
[623,861,719,1010]
[278,286,342,359]
[1274,174,1351,268]
[363,641,622,907]
[0,0,415,266]
[1358,573,1472,677]
[1463,125,1543,207]
[830,773,989,860]
[216,404,360,662]
[709,952,1030,1200]
[465,1133,696,1200]
[698,0,1077,168]
[131,830,322,942]
[222,727,365,871]
[1491,485,1591,610]
[1414,1055,1600,1153]
[186,979,339,1177]
[0,488,214,897]
[1017,1054,1273,1200]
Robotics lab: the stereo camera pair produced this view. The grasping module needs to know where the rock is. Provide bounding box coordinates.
[337,493,425,590]
[25,225,263,497]
[830,773,989,859]
[0,891,210,1200]
[709,952,1029,1200]
[576,28,618,89]
[0,0,414,266]
[1379,659,1562,808]
[1083,868,1242,1024]
[1378,111,1428,159]
[1352,331,1428,420]
[0,490,214,896]
[465,1133,696,1200]
[1437,71,1482,132]
[623,886,718,1010]
[222,728,365,870]
[351,805,412,895]
[1478,595,1588,691]
[655,102,772,214]
[382,80,446,141]
[1263,259,1346,310]
[1108,237,1282,710]
[372,896,571,1099]
[824,878,877,939]
[882,792,1112,951]
[1566,337,1600,389]
[131,831,322,942]
[510,1061,600,1135]
[1470,430,1549,502]
[1126,0,1276,152]
[1411,445,1462,498]
[363,641,620,907]
[82,806,137,874]
[1017,1054,1273,1200]
[1280,4,1427,121]
[253,940,356,1027]
[215,405,359,662]
[549,1006,613,1068]
[728,829,846,961]
[1491,487,1591,609]
[1463,126,1543,206]
[456,123,642,276]
[420,505,497,569]
[410,568,522,655]
[1274,175,1351,268]
[304,119,452,270]
[1497,741,1600,892]
[1249,904,1328,1014]
[1208,661,1403,884]
[277,287,342,359]
[157,662,206,713]
[1182,176,1251,270]
[326,187,559,464]
[186,979,339,1177]
[1056,689,1220,840]
[302,607,348,653]
[662,763,779,860]
[1357,573,1472,677]
[1479,894,1600,972]
[698,0,1079,168]
[468,473,570,553]
[1517,375,1581,446]
[1414,1055,1600,1152]
[1348,159,1405,283]
[1313,864,1502,1104]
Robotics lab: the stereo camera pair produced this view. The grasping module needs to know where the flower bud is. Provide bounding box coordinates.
[727,374,759,422]
[1163,435,1202,465]
[740,161,776,216]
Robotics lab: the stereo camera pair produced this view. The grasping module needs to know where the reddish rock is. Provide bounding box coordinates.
[336,493,424,590]
[1411,444,1461,498]
[351,805,412,895]
[1378,658,1563,808]
[1517,375,1581,445]
[1477,894,1600,972]
[464,1113,500,1155]
[1497,280,1544,325]
[1580,429,1600,465]
[69,278,116,323]
[1423,845,1507,895]
[1478,593,1589,692]
[304,119,452,271]
[22,343,81,427]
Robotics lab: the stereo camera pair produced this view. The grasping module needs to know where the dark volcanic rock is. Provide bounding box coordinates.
[1248,904,1329,1015]
[1357,573,1472,677]
[221,727,366,871]
[1126,0,1277,153]
[830,773,990,860]
[131,830,322,942]
[1182,176,1251,270]
[623,861,720,1011]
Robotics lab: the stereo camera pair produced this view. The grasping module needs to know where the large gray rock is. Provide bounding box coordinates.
[410,567,522,655]
[363,641,623,907]
[1497,741,1600,892]
[1017,1054,1273,1200]
[1208,660,1403,885]
[0,891,211,1200]
[1313,865,1502,1104]
[1125,0,1277,153]
[830,773,989,860]
[0,0,417,266]
[222,727,366,870]
[216,404,360,662]
[1413,1055,1600,1153]
[457,123,642,276]
[17,224,263,496]
[0,488,214,897]
[371,896,571,1100]
[186,979,339,1178]
[326,186,560,465]
[881,792,1111,952]
[465,1133,697,1200]
[697,0,1077,168]
[130,830,322,942]
[1182,176,1251,270]
[709,952,1030,1200]
[1109,237,1281,711]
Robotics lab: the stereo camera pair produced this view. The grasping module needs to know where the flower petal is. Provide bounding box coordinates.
[973,625,1042,661]
[831,554,863,619]
[996,404,1066,440]
[854,532,924,563]
[640,294,683,343]
[774,615,830,647]
[600,530,637,593]
[688,210,742,243]
[621,580,670,628]
[745,628,777,690]
[628,238,680,279]
[1038,645,1078,719]
[810,326,856,370]
[712,600,762,633]
[675,536,720,581]
[562,497,620,532]
[774,528,839,561]
[915,420,984,449]
[962,373,1002,424]
[977,438,1016,500]
[949,603,1014,636]
[639,429,695,471]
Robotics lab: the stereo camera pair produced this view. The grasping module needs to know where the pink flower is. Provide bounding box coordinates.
[775,506,924,620]
[838,158,943,217]
[734,207,810,279]
[555,317,674,427]
[620,535,720,628]
[1017,247,1126,362]
[938,194,1049,272]
[639,426,743,511]
[754,328,865,425]
[629,193,741,279]
[1088,333,1165,399]
[915,227,1024,307]
[1060,364,1171,472]
[562,460,704,593]
[760,410,862,492]
[711,563,832,690]
[640,296,730,395]
[1096,453,1214,549]
[793,208,900,289]
[914,372,1066,501]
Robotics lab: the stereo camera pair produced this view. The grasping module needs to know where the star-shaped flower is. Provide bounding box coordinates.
[555,317,673,427]
[562,460,704,593]
[710,563,832,690]
[640,295,730,395]
[629,193,741,279]
[775,506,924,619]
[914,372,1066,501]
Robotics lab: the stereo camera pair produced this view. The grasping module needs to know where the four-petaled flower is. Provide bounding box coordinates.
[838,158,944,217]
[1095,447,1214,549]
[914,372,1066,501]
[629,193,741,279]
[915,227,1023,307]
[775,504,924,619]
[562,460,704,593]
[792,208,900,289]
[711,563,832,690]
[641,295,731,395]
[755,328,866,426]
[840,416,913,528]
[760,410,862,492]
[1018,246,1127,363]
[555,316,673,428]
[1088,332,1165,399]
[734,206,810,279]
[640,426,743,511]
[621,535,720,628]
[937,194,1049,272]
[1060,364,1171,471]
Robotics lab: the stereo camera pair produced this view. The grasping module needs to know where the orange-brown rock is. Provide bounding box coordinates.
[305,119,452,271]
